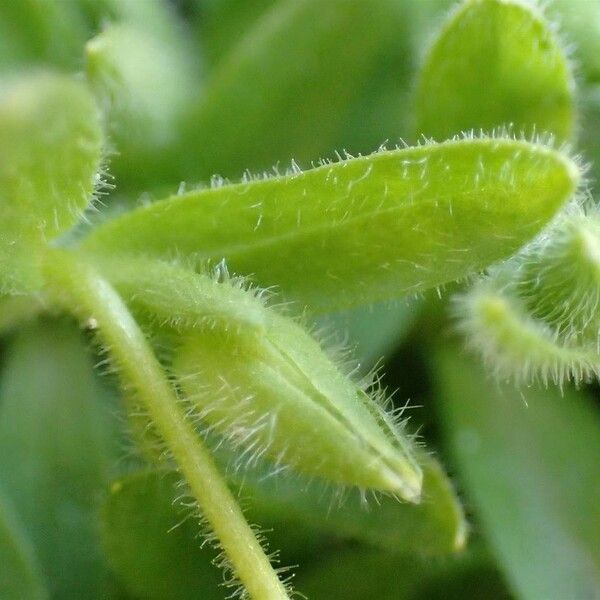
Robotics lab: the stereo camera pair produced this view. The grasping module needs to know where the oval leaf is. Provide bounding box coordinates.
[175,309,423,500]
[83,137,580,312]
[0,72,103,293]
[416,0,575,141]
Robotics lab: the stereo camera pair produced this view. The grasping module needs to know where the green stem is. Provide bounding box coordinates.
[42,249,290,600]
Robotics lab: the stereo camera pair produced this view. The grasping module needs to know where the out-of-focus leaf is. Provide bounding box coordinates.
[0,72,103,293]
[296,549,424,600]
[549,0,600,84]
[435,348,600,600]
[316,300,422,374]
[0,491,47,600]
[416,0,575,142]
[0,1,87,71]
[239,452,467,557]
[197,1,447,159]
[0,319,120,598]
[579,84,600,183]
[198,0,278,68]
[86,24,196,149]
[77,0,188,37]
[100,458,464,600]
[82,137,579,312]
[0,295,44,337]
[173,0,400,181]
[327,0,415,154]
[101,470,223,600]
[294,546,510,600]
[83,0,201,191]
[334,0,455,155]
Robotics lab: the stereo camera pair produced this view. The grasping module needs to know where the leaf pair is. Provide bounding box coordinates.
[91,254,425,500]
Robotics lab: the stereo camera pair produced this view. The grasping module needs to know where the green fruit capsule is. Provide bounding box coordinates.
[174,312,423,502]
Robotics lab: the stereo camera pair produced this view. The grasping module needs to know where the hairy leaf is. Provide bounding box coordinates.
[92,256,269,334]
[83,137,580,312]
[0,72,103,293]
[435,349,600,600]
[416,0,575,141]
[456,208,600,385]
[455,281,600,386]
[175,310,423,499]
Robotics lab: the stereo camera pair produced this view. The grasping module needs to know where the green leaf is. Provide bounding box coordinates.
[455,282,600,386]
[83,1,200,192]
[86,23,196,150]
[549,0,600,84]
[101,462,465,600]
[238,452,467,557]
[197,0,278,68]
[101,471,223,600]
[416,0,575,142]
[0,491,47,600]
[0,295,44,336]
[0,1,87,71]
[294,546,509,600]
[173,0,400,181]
[579,84,600,183]
[455,207,600,386]
[175,309,423,500]
[92,255,269,334]
[296,549,425,600]
[0,318,120,598]
[315,300,422,374]
[0,72,103,293]
[434,348,600,600]
[318,0,416,155]
[82,137,580,312]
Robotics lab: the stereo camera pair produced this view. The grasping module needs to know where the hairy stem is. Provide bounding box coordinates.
[42,249,290,600]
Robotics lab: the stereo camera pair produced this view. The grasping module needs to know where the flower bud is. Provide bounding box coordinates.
[174,311,423,502]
